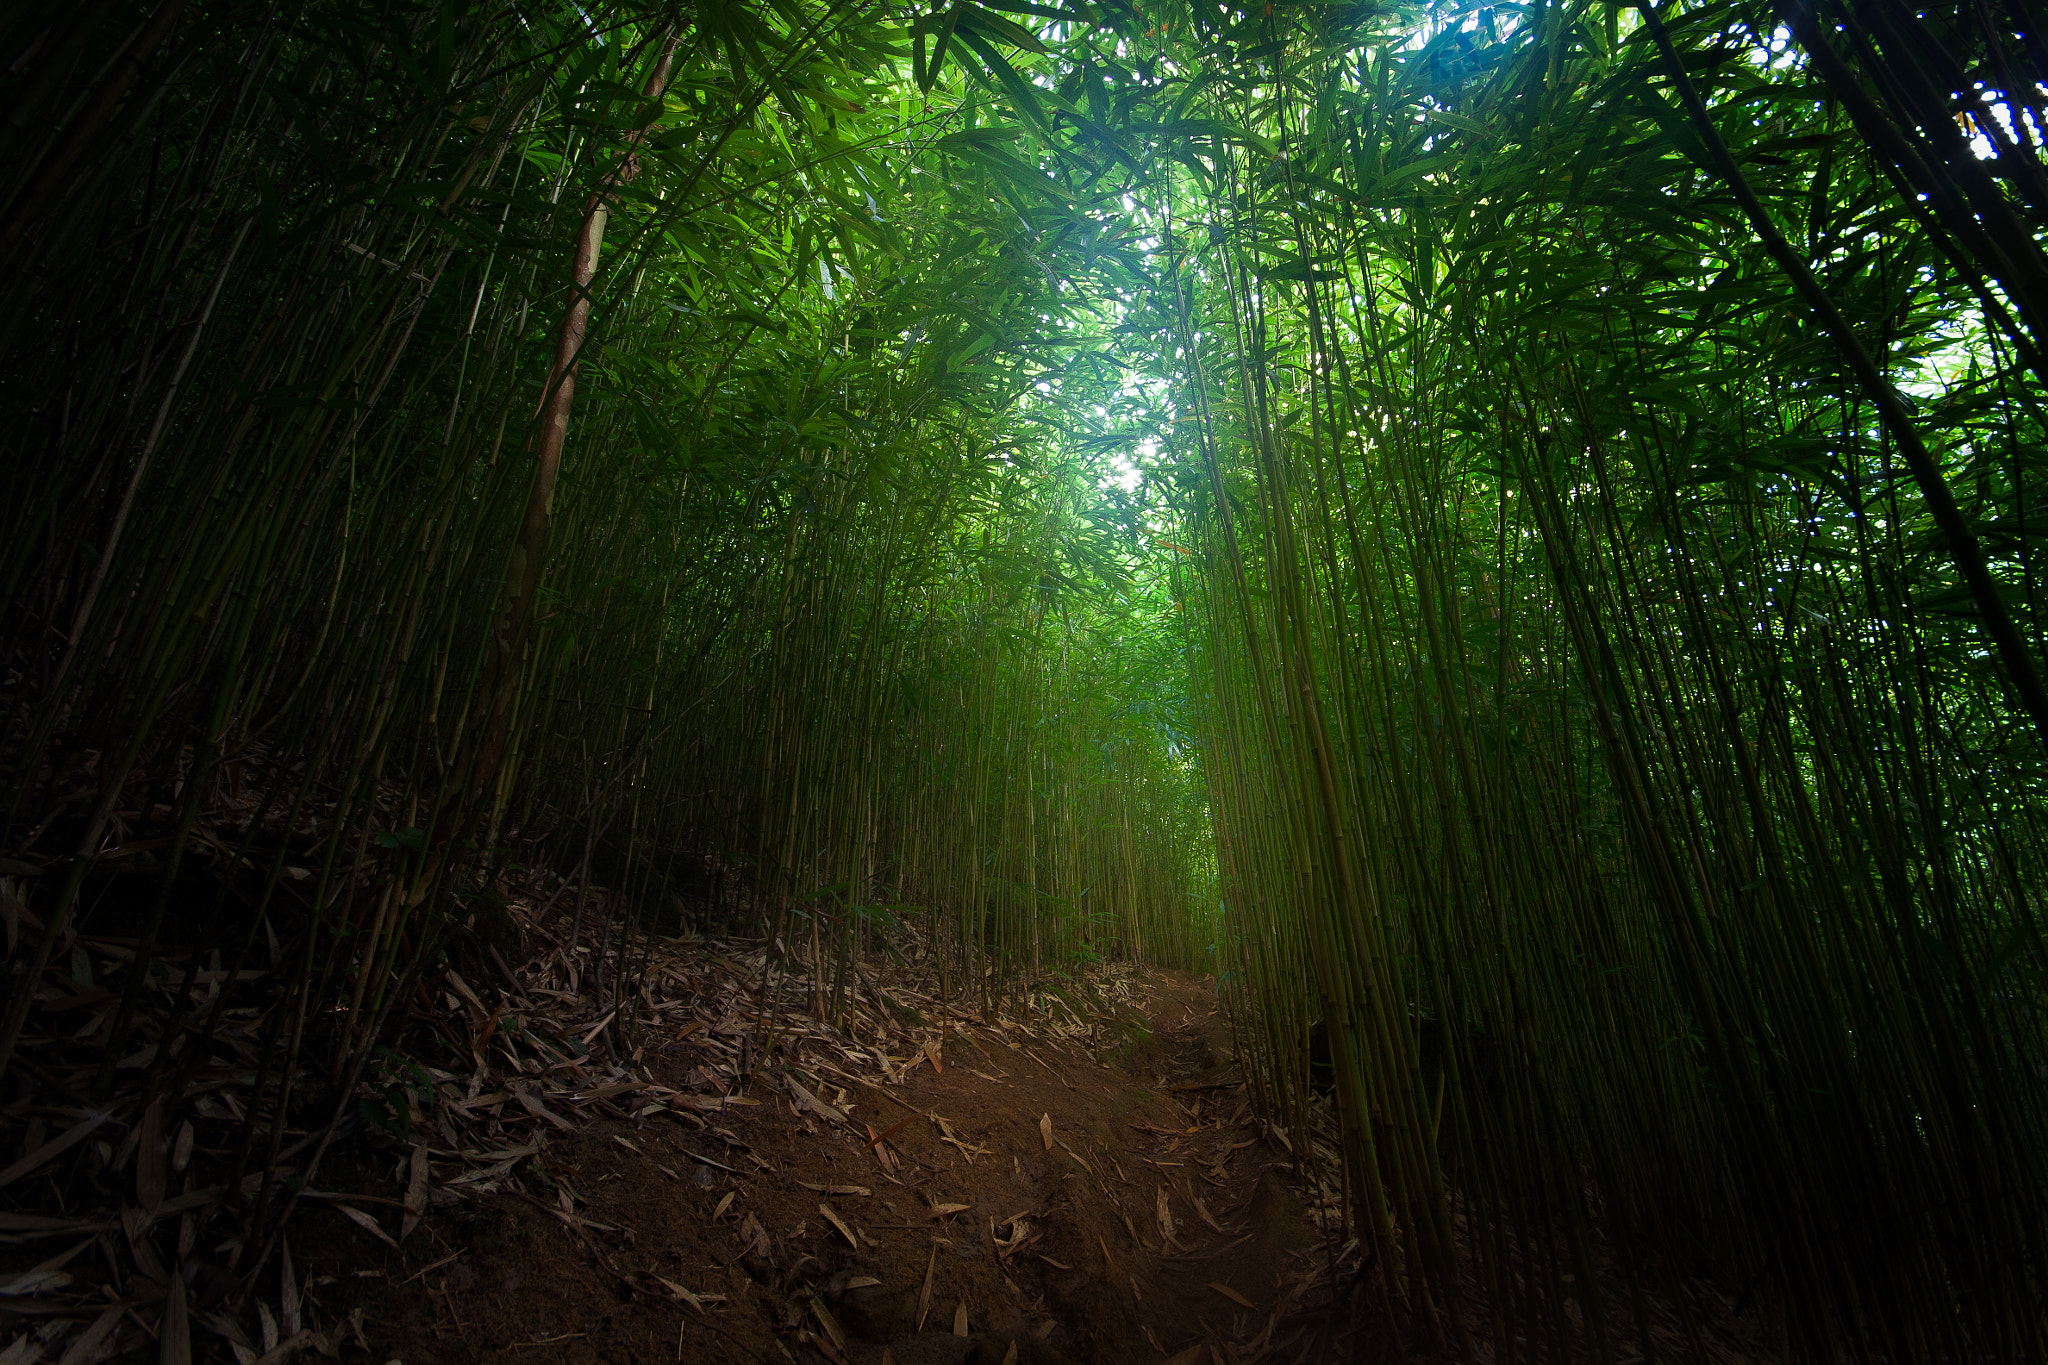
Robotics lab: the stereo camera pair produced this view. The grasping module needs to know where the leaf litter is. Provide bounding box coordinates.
[0,874,1768,1364]
[272,912,1367,1362]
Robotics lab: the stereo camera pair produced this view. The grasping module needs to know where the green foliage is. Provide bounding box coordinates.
[4,0,2047,1357]
[1106,0,2048,1358]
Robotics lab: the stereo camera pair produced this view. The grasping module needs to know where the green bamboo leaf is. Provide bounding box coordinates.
[952,29,1054,140]
[956,5,1049,54]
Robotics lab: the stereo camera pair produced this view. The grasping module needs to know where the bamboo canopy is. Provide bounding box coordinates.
[3,0,2046,1357]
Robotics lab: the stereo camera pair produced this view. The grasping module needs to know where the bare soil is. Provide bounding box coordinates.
[292,969,1345,1365]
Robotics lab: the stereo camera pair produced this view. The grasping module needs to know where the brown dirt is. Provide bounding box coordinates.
[291,969,1341,1365]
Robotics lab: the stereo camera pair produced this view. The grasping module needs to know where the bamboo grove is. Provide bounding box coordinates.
[1139,2,2048,1361]
[4,0,2047,1359]
[0,0,1211,1282]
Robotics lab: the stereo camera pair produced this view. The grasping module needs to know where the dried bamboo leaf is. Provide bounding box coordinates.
[818,1203,858,1249]
[401,1144,427,1241]
[810,1298,847,1352]
[160,1264,191,1365]
[784,1076,845,1123]
[279,1238,299,1337]
[53,1304,122,1365]
[331,1206,398,1250]
[248,1330,318,1365]
[654,1275,726,1310]
[1154,1187,1182,1250]
[512,1087,574,1131]
[135,1100,164,1211]
[444,971,487,1016]
[0,1111,114,1190]
[0,1271,70,1295]
[0,1213,112,1235]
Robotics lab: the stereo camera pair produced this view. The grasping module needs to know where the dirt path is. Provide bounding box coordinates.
[299,968,1333,1364]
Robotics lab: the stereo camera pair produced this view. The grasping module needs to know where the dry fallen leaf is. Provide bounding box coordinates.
[334,1204,398,1250]
[654,1275,705,1310]
[811,1298,848,1352]
[1001,1342,1019,1365]
[54,1305,120,1365]
[786,1076,846,1123]
[1,1270,75,1298]
[798,1180,871,1197]
[1039,1113,1052,1150]
[513,1087,574,1131]
[135,1098,164,1210]
[712,1191,735,1220]
[994,1215,1033,1258]
[917,1245,937,1331]
[928,1202,970,1218]
[818,1202,859,1250]
[160,1259,191,1365]
[1208,1281,1255,1309]
[1155,1187,1183,1250]
[953,1301,969,1337]
[402,1143,428,1242]
[866,1115,914,1148]
[865,1117,909,1173]
[280,1238,301,1336]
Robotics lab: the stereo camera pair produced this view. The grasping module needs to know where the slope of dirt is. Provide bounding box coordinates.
[0,891,1770,1365]
[288,961,1340,1365]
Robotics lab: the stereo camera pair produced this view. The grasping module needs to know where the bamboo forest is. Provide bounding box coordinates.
[2,0,2046,1360]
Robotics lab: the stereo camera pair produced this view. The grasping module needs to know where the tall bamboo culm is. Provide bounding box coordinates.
[1150,0,2048,1358]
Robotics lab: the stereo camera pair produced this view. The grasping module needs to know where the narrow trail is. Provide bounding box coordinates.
[297,967,1342,1364]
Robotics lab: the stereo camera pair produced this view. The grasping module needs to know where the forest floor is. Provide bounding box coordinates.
[0,865,1769,1365]
[291,961,1359,1365]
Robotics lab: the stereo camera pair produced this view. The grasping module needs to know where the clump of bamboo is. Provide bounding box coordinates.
[0,0,1206,1288]
[1144,0,2048,1358]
